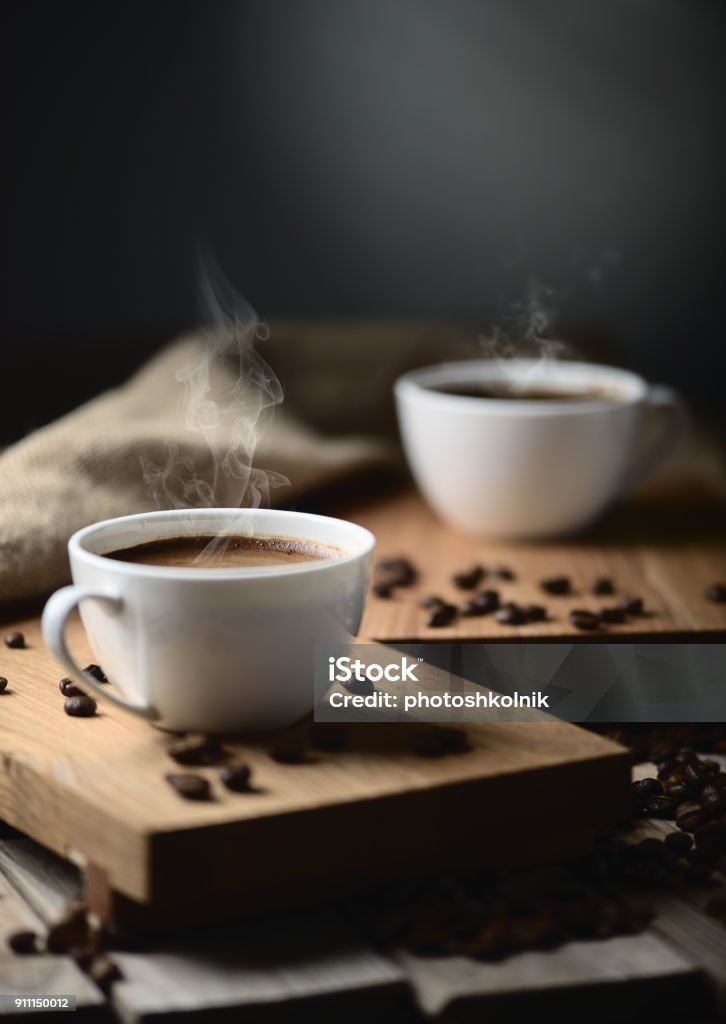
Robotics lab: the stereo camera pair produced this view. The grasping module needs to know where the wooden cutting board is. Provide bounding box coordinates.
[352,489,726,641]
[0,616,629,933]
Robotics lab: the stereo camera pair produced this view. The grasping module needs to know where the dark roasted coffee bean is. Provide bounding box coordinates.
[308,724,350,751]
[460,589,500,616]
[598,607,627,624]
[452,565,485,590]
[374,557,417,587]
[619,596,644,616]
[420,594,444,609]
[268,741,308,764]
[426,603,457,627]
[674,801,705,831]
[706,583,726,603]
[521,604,547,623]
[644,794,676,818]
[4,631,25,649]
[87,953,123,991]
[64,695,97,718]
[219,762,253,792]
[495,603,528,626]
[46,901,90,954]
[493,566,516,581]
[372,581,394,598]
[165,772,212,800]
[569,610,600,631]
[664,830,692,852]
[684,764,707,792]
[700,759,721,776]
[59,677,86,698]
[0,676,7,694]
[167,734,221,766]
[346,676,376,696]
[7,929,38,954]
[664,781,692,804]
[84,664,108,683]
[592,577,614,596]
[632,777,662,802]
[540,576,570,595]
[701,784,726,814]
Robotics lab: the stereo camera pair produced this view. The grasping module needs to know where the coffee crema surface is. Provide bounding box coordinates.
[429,383,625,402]
[105,534,341,569]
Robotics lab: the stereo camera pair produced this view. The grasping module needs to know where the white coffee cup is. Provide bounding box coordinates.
[42,508,375,733]
[394,359,684,539]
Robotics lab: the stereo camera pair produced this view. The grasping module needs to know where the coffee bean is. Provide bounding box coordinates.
[426,603,457,627]
[598,607,627,624]
[493,566,516,581]
[374,557,417,587]
[308,724,350,751]
[592,577,614,596]
[268,741,309,764]
[664,780,693,804]
[167,734,221,766]
[459,590,499,616]
[346,677,376,696]
[706,583,726,603]
[7,929,37,954]
[59,677,86,698]
[683,764,707,792]
[521,604,547,623]
[420,595,445,609]
[619,596,644,616]
[4,632,25,649]
[452,565,485,590]
[632,777,662,802]
[664,830,692,852]
[165,773,212,800]
[495,603,528,626]
[0,677,7,694]
[372,581,394,598]
[64,695,97,717]
[540,576,570,595]
[644,794,677,818]
[46,901,90,954]
[700,784,726,814]
[88,953,123,991]
[569,610,600,631]
[219,763,253,792]
[84,664,108,683]
[674,801,705,831]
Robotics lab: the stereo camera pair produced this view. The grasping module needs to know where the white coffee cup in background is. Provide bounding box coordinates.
[394,359,684,539]
[42,508,375,733]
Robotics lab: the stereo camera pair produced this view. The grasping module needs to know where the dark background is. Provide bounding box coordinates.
[3,0,725,441]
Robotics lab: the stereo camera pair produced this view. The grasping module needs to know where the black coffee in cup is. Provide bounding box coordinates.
[429,383,625,402]
[106,535,341,569]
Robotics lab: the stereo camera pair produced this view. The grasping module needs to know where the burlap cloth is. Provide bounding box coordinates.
[0,323,476,604]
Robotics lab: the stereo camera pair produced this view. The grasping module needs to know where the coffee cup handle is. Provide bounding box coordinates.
[618,385,686,498]
[42,585,159,719]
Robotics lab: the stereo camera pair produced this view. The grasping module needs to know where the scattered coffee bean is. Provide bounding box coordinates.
[308,723,350,752]
[426,603,457,627]
[521,604,547,623]
[674,801,705,831]
[632,777,662,802]
[420,594,445,609]
[4,631,25,649]
[0,677,7,694]
[84,664,108,683]
[495,603,528,626]
[345,677,376,696]
[644,794,677,818]
[268,741,309,764]
[372,581,394,598]
[540,576,570,595]
[64,695,97,717]
[374,557,417,587]
[664,830,692,853]
[493,566,516,581]
[167,733,221,766]
[165,773,212,800]
[569,610,600,631]
[619,596,644,616]
[7,929,37,954]
[459,590,500,616]
[592,577,614,596]
[452,565,485,590]
[597,607,627,624]
[219,762,253,792]
[59,677,86,698]
[706,583,726,603]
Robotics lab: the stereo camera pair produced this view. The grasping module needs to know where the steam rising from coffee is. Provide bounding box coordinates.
[481,280,573,392]
[141,260,289,558]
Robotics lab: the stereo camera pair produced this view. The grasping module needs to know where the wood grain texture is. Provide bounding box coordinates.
[0,617,628,930]
[353,489,726,641]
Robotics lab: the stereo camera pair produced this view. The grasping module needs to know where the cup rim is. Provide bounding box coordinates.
[394,358,647,415]
[69,507,376,580]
